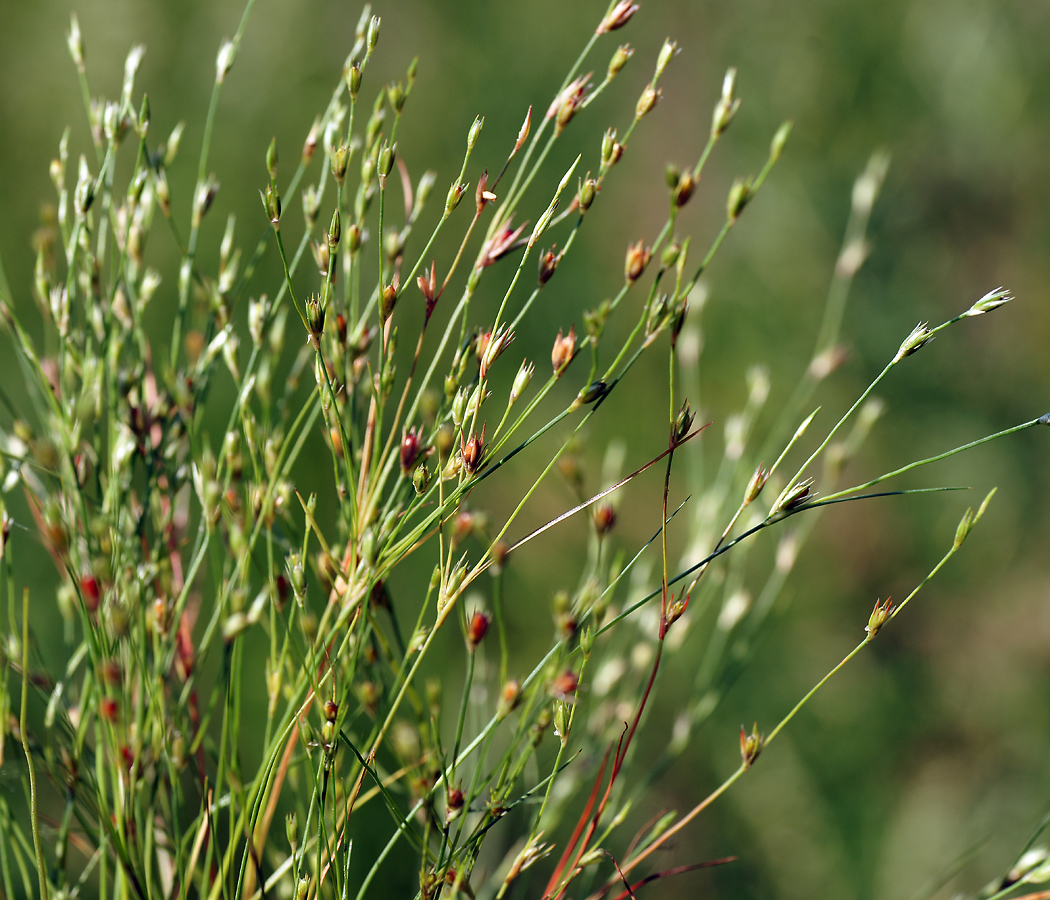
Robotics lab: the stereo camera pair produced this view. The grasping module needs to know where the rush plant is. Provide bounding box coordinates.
[0,3,1045,899]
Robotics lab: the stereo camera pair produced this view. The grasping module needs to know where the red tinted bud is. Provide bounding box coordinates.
[380,280,398,322]
[417,260,438,319]
[498,679,521,718]
[446,786,465,822]
[490,540,509,574]
[466,610,491,649]
[551,326,576,376]
[99,697,119,722]
[673,171,696,207]
[592,502,616,537]
[538,245,559,285]
[101,659,122,686]
[624,240,652,284]
[80,574,101,612]
[550,669,579,699]
[460,425,485,475]
[452,510,476,547]
[400,426,424,475]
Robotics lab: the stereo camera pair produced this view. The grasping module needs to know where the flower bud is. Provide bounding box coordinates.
[387,80,406,113]
[285,812,298,852]
[964,286,1012,317]
[412,462,431,495]
[67,13,84,71]
[592,502,616,537]
[479,326,514,377]
[770,120,792,162]
[770,478,814,516]
[345,61,362,98]
[451,388,467,426]
[538,246,559,285]
[673,399,695,443]
[266,137,278,182]
[439,564,467,613]
[739,723,763,768]
[445,181,466,216]
[954,488,996,549]
[467,115,484,151]
[672,171,696,208]
[445,786,465,823]
[596,1,639,34]
[366,15,380,53]
[305,296,325,349]
[137,94,150,136]
[550,669,579,699]
[510,361,534,404]
[864,597,894,639]
[727,176,753,222]
[331,144,349,185]
[400,427,424,474]
[601,129,624,168]
[262,184,280,226]
[744,464,769,504]
[624,240,652,283]
[607,42,634,77]
[377,140,396,184]
[551,326,575,376]
[579,626,596,659]
[80,574,101,612]
[553,702,570,747]
[498,680,521,719]
[311,239,330,277]
[578,177,597,212]
[712,68,741,137]
[216,39,235,84]
[347,222,362,252]
[655,39,677,80]
[162,121,185,168]
[460,425,485,475]
[302,185,320,227]
[661,241,682,269]
[466,610,491,649]
[551,76,589,135]
[328,208,341,247]
[635,83,661,119]
[578,381,607,404]
[892,322,933,363]
[380,281,397,322]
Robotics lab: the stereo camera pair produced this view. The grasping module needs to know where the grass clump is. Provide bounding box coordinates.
[0,3,1045,899]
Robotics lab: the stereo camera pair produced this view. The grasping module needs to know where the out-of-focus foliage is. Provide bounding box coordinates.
[0,1,1046,898]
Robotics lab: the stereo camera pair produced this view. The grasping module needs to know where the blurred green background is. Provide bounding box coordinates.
[0,0,1048,898]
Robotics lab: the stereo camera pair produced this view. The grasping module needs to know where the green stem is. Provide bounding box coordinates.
[19,589,50,900]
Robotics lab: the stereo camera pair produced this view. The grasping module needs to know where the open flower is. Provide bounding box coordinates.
[479,219,528,268]
[596,1,639,34]
[546,74,591,134]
